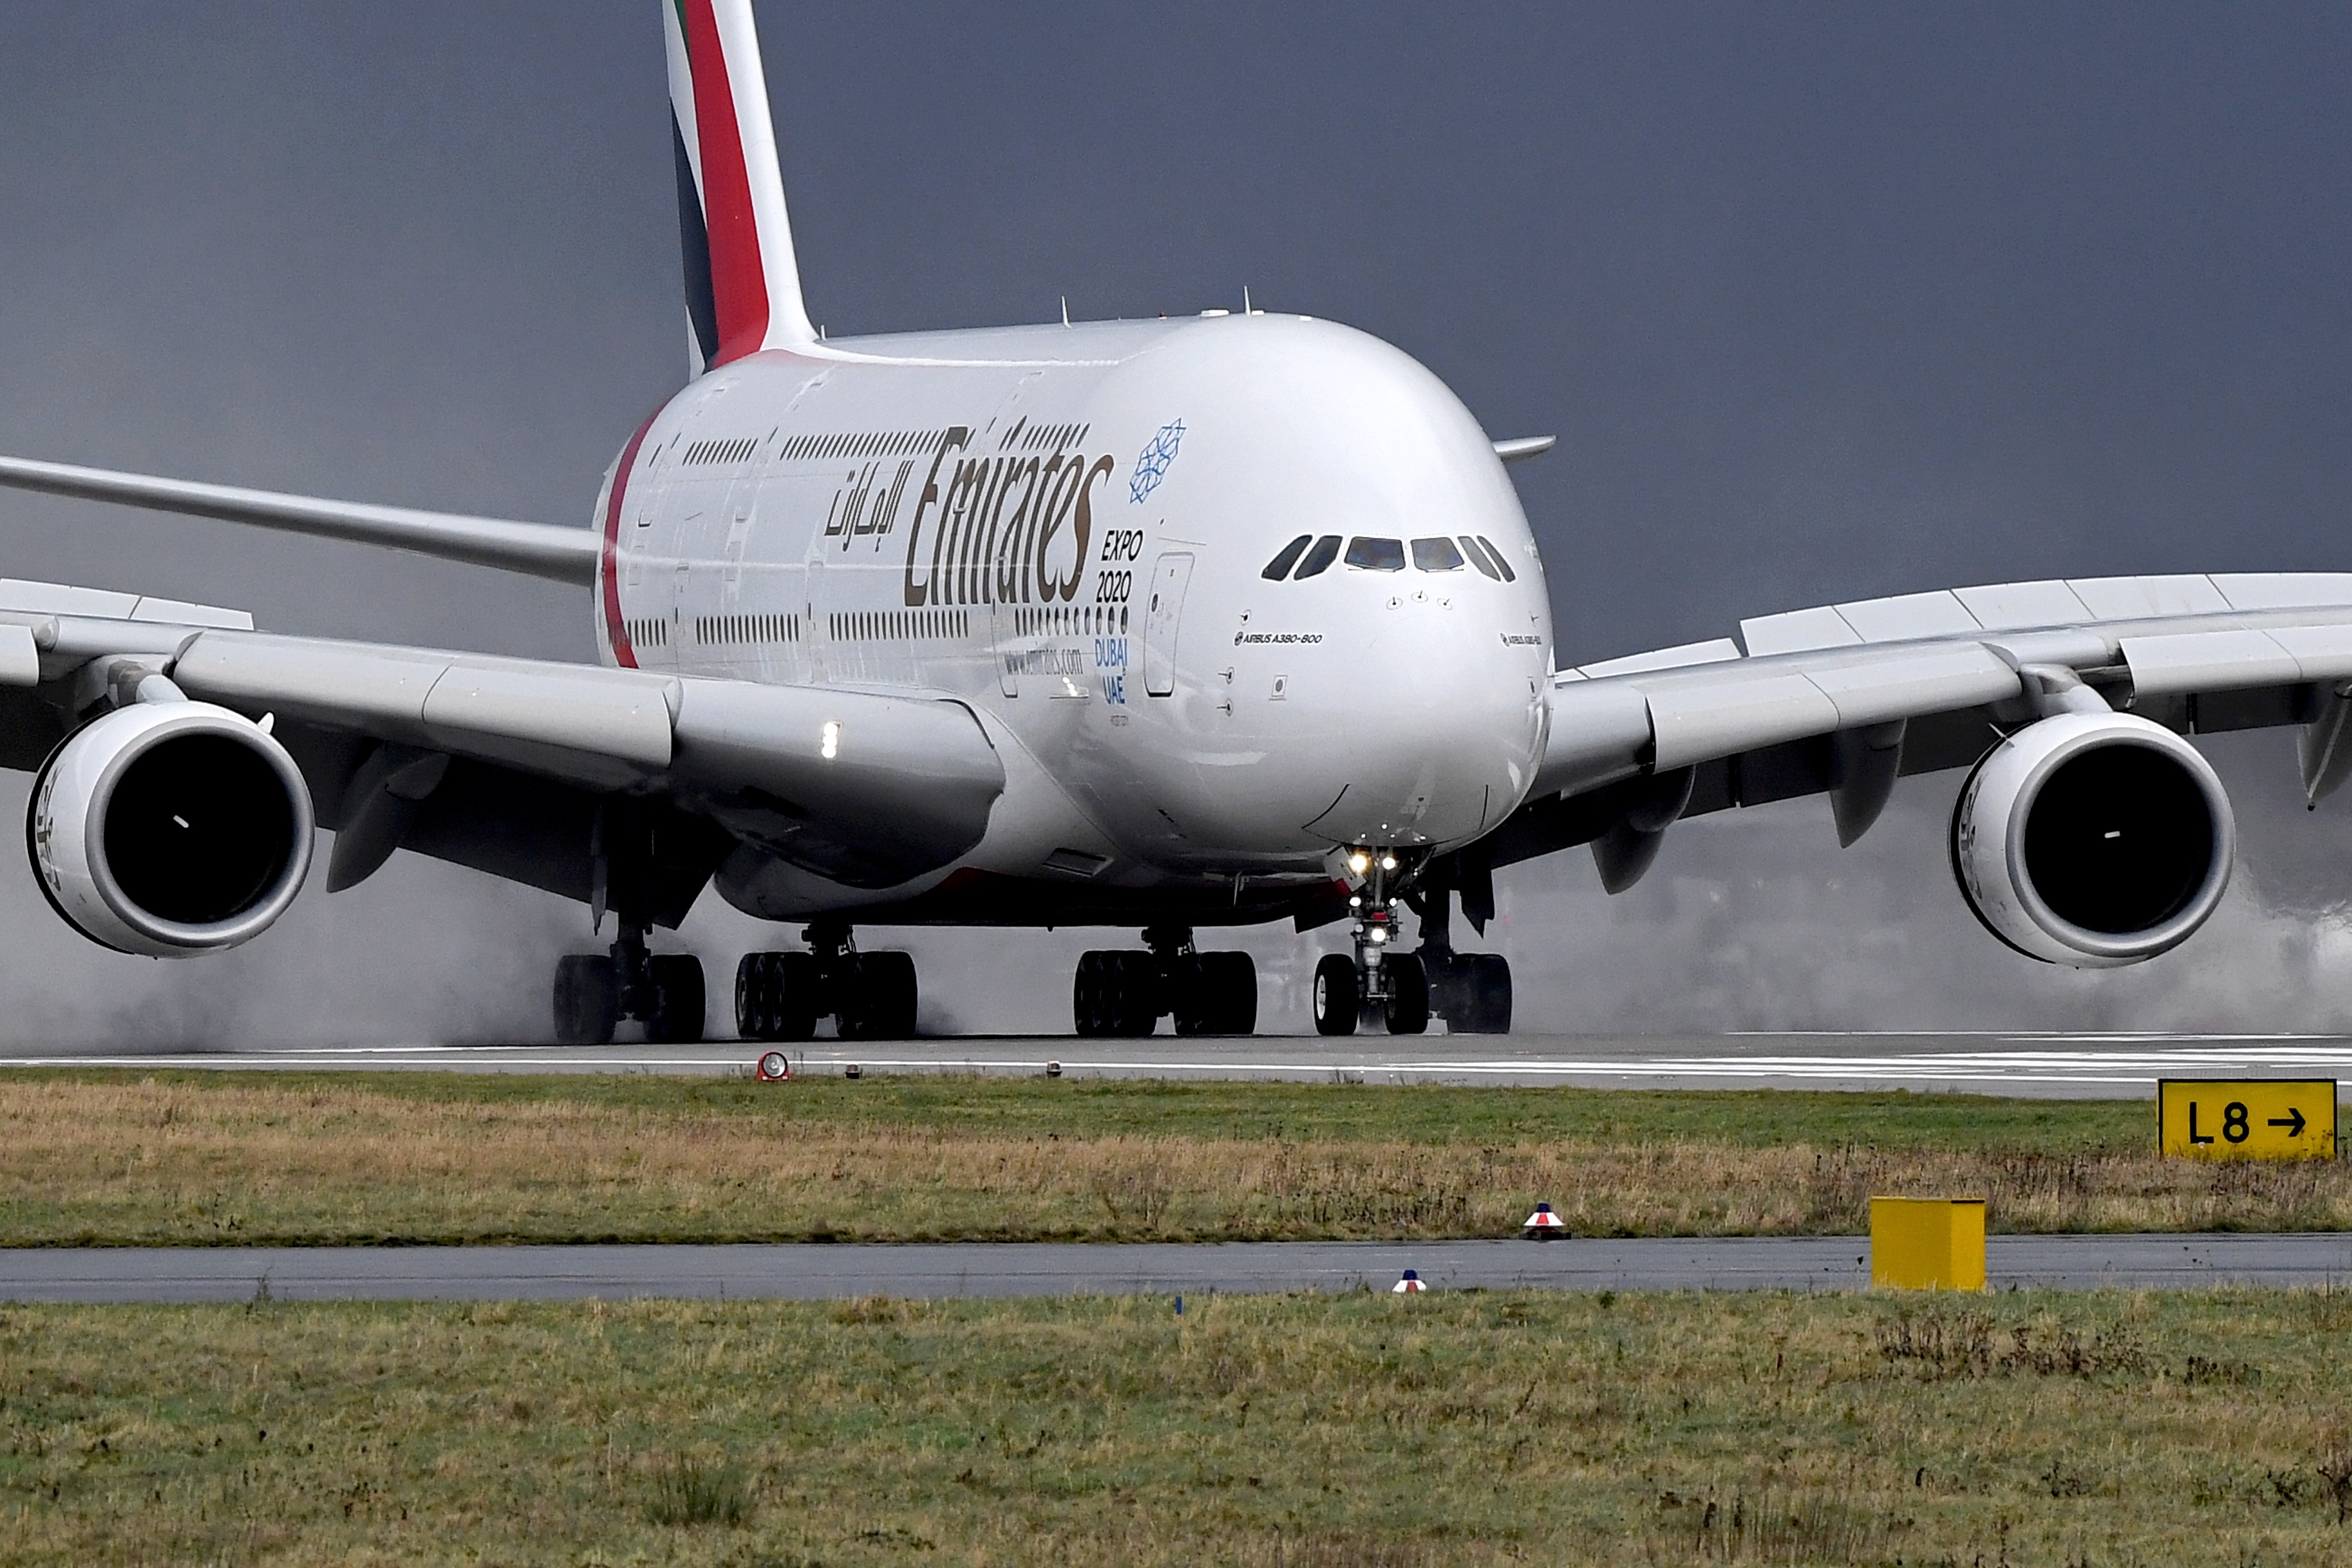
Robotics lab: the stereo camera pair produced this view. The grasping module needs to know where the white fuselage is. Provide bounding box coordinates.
[593,312,1553,927]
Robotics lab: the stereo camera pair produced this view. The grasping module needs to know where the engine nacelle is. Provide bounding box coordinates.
[1950,711,2232,967]
[27,702,315,957]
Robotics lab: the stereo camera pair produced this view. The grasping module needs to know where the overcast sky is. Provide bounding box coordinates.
[2,3,2350,1042]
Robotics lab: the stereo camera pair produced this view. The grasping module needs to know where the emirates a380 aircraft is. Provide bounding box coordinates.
[5,4,2350,1045]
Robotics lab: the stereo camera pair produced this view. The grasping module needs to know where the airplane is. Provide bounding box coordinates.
[3,1,2350,1048]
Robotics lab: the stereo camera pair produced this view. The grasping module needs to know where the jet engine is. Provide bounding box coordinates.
[1949,711,2232,967]
[27,701,315,956]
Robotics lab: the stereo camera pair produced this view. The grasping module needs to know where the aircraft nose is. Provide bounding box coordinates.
[1297,598,1546,848]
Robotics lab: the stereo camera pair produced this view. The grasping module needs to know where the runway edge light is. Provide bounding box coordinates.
[1870,1197,1986,1292]
[2158,1079,2337,1161]
[1392,1269,1426,1294]
[1523,1203,1566,1240]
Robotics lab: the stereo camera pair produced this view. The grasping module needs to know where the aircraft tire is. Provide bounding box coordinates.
[646,954,706,1044]
[1204,951,1258,1035]
[1312,953,1358,1036]
[1384,952,1429,1035]
[735,952,820,1042]
[1466,953,1513,1034]
[1107,951,1159,1036]
[1073,951,1112,1037]
[553,954,619,1046]
[844,950,918,1041]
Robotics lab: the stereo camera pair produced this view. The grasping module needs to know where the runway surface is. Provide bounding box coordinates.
[5,1031,2351,1096]
[5,1234,2349,1303]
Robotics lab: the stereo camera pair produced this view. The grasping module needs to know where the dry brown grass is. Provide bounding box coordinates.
[0,1074,2345,1244]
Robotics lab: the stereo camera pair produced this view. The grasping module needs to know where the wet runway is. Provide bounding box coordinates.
[4,1032,2350,1096]
[4,1233,2348,1304]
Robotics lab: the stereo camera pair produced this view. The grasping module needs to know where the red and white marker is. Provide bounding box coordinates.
[1391,1269,1427,1294]
[755,1051,790,1081]
[1523,1202,1566,1239]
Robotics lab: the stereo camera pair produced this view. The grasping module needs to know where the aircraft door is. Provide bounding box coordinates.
[1143,551,1194,697]
[991,595,1020,698]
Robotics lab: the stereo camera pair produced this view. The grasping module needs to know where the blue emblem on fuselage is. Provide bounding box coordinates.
[1129,419,1185,505]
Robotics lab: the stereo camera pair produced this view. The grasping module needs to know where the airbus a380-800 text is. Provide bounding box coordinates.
[2,2,2347,1045]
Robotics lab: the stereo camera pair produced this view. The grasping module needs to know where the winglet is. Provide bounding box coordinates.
[665,0,816,371]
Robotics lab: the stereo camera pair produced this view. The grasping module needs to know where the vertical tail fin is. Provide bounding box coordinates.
[664,0,816,371]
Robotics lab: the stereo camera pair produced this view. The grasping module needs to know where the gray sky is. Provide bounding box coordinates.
[3,3,2351,1041]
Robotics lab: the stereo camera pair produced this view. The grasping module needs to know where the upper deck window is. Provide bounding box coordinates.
[1411,537,1465,572]
[1293,535,1342,579]
[1344,537,1406,572]
[1262,535,1313,580]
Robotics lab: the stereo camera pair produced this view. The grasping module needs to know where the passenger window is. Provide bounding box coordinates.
[1459,536,1502,580]
[1343,536,1406,572]
[1293,535,1342,578]
[1411,537,1465,572]
[1262,534,1313,580]
[1475,535,1517,581]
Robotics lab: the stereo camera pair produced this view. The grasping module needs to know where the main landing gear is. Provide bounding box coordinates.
[735,920,919,1042]
[553,923,706,1045]
[1073,925,1258,1037]
[1311,849,1512,1036]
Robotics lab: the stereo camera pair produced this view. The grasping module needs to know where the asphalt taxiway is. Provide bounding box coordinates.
[3,1234,2347,1304]
[5,1032,2351,1096]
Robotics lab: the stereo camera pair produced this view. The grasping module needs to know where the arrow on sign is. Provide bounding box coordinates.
[2269,1108,2308,1137]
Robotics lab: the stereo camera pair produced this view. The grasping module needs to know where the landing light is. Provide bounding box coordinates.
[1368,927,1388,944]
[1346,850,1371,875]
[820,720,841,760]
[1379,854,1398,872]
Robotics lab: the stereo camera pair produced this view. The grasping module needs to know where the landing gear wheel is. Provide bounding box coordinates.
[840,951,917,1041]
[645,954,706,1044]
[735,952,820,1042]
[1074,951,1159,1036]
[1384,952,1429,1035]
[1312,953,1359,1036]
[553,954,618,1045]
[1200,951,1258,1035]
[1464,953,1513,1034]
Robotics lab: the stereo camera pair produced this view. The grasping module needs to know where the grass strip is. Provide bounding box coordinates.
[2,1072,2346,1247]
[3,1288,2350,1564]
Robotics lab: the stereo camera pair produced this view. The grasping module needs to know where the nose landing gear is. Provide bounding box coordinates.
[1311,849,1512,1035]
[735,920,919,1042]
[1073,925,1258,1036]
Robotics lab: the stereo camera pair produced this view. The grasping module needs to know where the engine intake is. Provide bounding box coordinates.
[27,702,315,956]
[1950,711,2232,967]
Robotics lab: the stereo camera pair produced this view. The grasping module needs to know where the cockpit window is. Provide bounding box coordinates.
[1262,535,1313,580]
[1459,536,1502,580]
[1344,536,1406,572]
[1293,534,1342,579]
[1411,536,1465,572]
[1475,534,1518,581]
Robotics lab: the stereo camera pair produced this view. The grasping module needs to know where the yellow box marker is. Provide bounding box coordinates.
[1870,1197,1986,1291]
[2158,1080,2337,1161]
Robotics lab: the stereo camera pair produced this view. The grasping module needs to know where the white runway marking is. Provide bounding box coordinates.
[4,1033,2349,1096]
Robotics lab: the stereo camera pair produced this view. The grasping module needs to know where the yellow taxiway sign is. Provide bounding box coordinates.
[2158,1080,2336,1160]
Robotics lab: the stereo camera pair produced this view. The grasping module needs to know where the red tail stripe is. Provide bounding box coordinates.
[684,0,771,366]
[601,413,662,669]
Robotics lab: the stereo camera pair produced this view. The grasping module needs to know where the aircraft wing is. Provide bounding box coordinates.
[1491,571,2352,894]
[0,579,1004,907]
[0,455,598,584]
